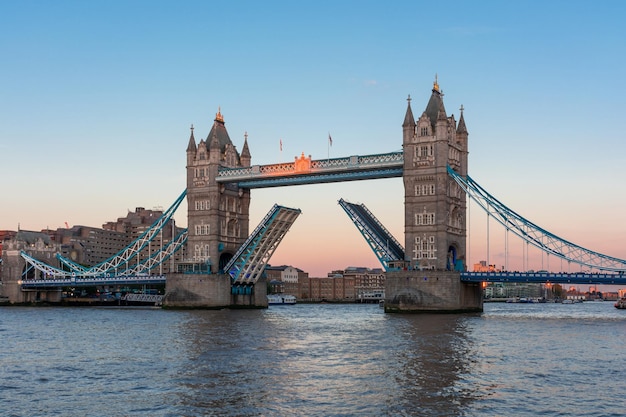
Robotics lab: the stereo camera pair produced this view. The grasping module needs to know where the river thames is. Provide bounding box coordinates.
[1,301,624,416]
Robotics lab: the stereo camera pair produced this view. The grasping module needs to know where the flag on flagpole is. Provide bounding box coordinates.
[328,133,332,147]
[280,138,283,151]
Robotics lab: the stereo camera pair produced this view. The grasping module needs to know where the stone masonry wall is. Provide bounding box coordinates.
[163,274,268,309]
[385,270,482,313]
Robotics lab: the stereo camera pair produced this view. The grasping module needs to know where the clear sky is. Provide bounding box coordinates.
[2,1,626,280]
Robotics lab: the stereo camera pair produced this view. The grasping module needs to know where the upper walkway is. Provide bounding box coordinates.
[216,151,403,188]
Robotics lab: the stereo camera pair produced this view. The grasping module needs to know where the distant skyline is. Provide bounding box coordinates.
[2,1,626,280]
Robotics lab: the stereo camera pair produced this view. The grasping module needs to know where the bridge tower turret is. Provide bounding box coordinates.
[184,109,251,274]
[402,78,468,271]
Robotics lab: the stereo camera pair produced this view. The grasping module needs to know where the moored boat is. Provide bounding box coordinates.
[267,294,296,305]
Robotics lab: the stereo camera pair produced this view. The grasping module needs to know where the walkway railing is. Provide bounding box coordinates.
[19,274,167,288]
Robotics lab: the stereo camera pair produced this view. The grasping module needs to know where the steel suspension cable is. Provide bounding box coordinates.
[447,166,626,272]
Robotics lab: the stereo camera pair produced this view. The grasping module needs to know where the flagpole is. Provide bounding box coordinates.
[327,132,331,160]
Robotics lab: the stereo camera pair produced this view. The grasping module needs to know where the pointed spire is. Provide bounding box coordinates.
[457,104,468,134]
[424,75,446,129]
[241,131,251,158]
[206,107,233,153]
[402,94,416,127]
[186,123,197,152]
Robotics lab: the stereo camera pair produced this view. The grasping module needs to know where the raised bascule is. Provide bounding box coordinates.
[6,80,626,310]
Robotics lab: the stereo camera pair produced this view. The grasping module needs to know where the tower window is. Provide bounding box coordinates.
[195,200,210,210]
[415,184,434,196]
[194,224,210,235]
[415,212,435,225]
[413,235,436,259]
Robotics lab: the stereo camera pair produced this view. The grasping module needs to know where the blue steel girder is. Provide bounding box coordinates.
[447,166,626,272]
[20,230,186,279]
[19,230,187,284]
[225,204,283,276]
[226,204,301,285]
[231,168,403,188]
[20,190,187,286]
[20,249,170,287]
[114,229,188,276]
[56,255,89,273]
[56,189,187,276]
[462,271,626,285]
[338,198,404,271]
[21,251,70,279]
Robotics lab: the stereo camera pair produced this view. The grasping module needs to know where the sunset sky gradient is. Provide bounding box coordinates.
[2,1,625,278]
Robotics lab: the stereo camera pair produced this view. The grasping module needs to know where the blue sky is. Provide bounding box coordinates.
[2,1,626,278]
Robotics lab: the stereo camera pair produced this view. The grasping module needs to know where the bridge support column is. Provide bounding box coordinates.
[0,282,63,305]
[163,274,267,309]
[231,279,267,308]
[385,270,483,313]
[1,280,26,303]
[1,249,27,304]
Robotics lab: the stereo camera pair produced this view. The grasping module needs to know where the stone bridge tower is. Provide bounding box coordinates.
[402,78,468,271]
[385,79,480,313]
[185,109,251,273]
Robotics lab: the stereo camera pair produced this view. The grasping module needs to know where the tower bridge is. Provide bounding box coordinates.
[7,79,626,310]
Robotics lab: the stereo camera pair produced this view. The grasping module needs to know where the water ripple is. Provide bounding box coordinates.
[0,303,624,416]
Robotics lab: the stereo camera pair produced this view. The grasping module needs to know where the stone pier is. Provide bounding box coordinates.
[1,279,63,304]
[384,270,483,313]
[163,274,267,309]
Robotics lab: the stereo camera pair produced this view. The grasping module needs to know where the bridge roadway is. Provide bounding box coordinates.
[462,271,626,285]
[19,275,166,288]
[20,271,626,289]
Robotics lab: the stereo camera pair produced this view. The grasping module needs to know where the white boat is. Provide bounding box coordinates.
[267,294,296,305]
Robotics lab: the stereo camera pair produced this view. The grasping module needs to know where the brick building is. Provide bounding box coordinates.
[339,266,385,302]
[265,264,308,297]
[302,273,356,302]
